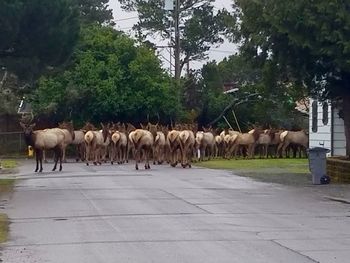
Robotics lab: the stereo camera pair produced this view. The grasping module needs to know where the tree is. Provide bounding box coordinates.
[226,0,350,155]
[198,55,308,130]
[0,0,80,84]
[75,0,114,25]
[118,0,224,78]
[31,25,181,125]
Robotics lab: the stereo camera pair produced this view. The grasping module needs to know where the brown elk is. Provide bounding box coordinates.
[179,129,195,168]
[129,128,154,170]
[215,135,224,158]
[126,123,136,163]
[256,129,275,158]
[167,129,182,167]
[277,130,309,158]
[110,126,128,165]
[233,129,262,158]
[223,133,239,159]
[195,131,215,161]
[72,130,85,162]
[57,121,76,162]
[83,123,109,165]
[20,122,65,172]
[147,123,166,165]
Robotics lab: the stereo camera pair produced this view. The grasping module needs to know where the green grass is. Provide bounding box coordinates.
[196,158,312,186]
[0,159,17,193]
[0,213,9,243]
[1,159,17,169]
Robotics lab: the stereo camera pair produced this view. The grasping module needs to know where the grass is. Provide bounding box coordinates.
[1,159,17,169]
[196,158,312,186]
[0,159,17,243]
[0,214,9,243]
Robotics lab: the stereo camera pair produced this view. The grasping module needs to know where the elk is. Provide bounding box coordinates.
[223,133,239,159]
[110,127,128,164]
[195,131,215,161]
[233,128,261,158]
[57,121,76,162]
[147,123,166,165]
[215,135,224,158]
[83,123,109,165]
[20,122,65,172]
[167,129,182,167]
[71,130,85,162]
[179,129,195,168]
[256,129,275,158]
[126,123,136,163]
[277,130,309,158]
[129,128,154,170]
[100,123,111,162]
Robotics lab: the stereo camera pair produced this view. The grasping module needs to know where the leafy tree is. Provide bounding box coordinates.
[0,0,80,84]
[75,0,114,25]
[31,25,181,125]
[226,0,350,155]
[118,0,224,75]
[198,55,308,130]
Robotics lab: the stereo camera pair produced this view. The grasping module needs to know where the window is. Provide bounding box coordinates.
[322,102,328,125]
[312,100,318,132]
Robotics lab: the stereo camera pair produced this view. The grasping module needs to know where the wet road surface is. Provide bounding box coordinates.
[2,160,350,262]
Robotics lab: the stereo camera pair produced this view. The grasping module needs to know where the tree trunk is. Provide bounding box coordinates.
[342,95,350,157]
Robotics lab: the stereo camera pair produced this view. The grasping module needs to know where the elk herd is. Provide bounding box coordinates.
[19,121,309,172]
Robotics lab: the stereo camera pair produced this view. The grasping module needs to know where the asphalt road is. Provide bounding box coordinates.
[2,159,350,263]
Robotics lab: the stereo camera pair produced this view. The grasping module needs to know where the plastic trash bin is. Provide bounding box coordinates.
[307,147,330,185]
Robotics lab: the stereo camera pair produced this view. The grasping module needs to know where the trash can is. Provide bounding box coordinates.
[307,147,330,185]
[28,146,34,157]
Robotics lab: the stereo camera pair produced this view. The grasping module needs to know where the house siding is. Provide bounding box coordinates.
[332,108,346,156]
[309,99,332,151]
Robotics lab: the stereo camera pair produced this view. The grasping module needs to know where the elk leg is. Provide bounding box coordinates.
[58,148,63,171]
[35,149,39,172]
[145,147,150,169]
[38,150,43,172]
[62,146,67,163]
[86,143,90,166]
[135,149,139,170]
[52,149,58,171]
[43,150,47,163]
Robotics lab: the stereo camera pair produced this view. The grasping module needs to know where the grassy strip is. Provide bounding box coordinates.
[0,178,16,195]
[0,159,18,176]
[1,159,17,169]
[196,158,311,186]
[0,159,17,243]
[0,213,9,243]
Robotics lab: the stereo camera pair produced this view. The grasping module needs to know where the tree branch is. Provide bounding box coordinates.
[208,93,260,126]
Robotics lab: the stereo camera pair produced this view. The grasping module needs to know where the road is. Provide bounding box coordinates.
[2,159,350,263]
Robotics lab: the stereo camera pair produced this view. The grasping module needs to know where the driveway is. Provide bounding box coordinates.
[2,160,350,262]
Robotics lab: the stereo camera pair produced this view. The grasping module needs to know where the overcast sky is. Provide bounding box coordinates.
[108,0,238,71]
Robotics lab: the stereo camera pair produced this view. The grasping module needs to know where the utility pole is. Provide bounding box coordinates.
[164,0,180,86]
[174,0,181,85]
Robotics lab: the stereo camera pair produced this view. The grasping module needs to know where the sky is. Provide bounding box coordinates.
[108,0,238,72]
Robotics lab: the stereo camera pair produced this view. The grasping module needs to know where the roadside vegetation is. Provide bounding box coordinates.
[0,159,17,243]
[0,214,9,243]
[196,158,311,186]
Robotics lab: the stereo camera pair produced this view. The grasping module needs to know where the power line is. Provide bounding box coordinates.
[210,49,235,54]
[114,16,139,22]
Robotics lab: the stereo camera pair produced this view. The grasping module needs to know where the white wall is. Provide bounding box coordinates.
[309,99,332,150]
[309,99,346,156]
[333,108,346,156]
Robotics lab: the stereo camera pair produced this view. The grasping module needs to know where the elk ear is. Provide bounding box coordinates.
[29,123,36,129]
[100,122,105,129]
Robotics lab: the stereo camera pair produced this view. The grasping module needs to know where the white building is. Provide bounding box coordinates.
[309,99,346,156]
